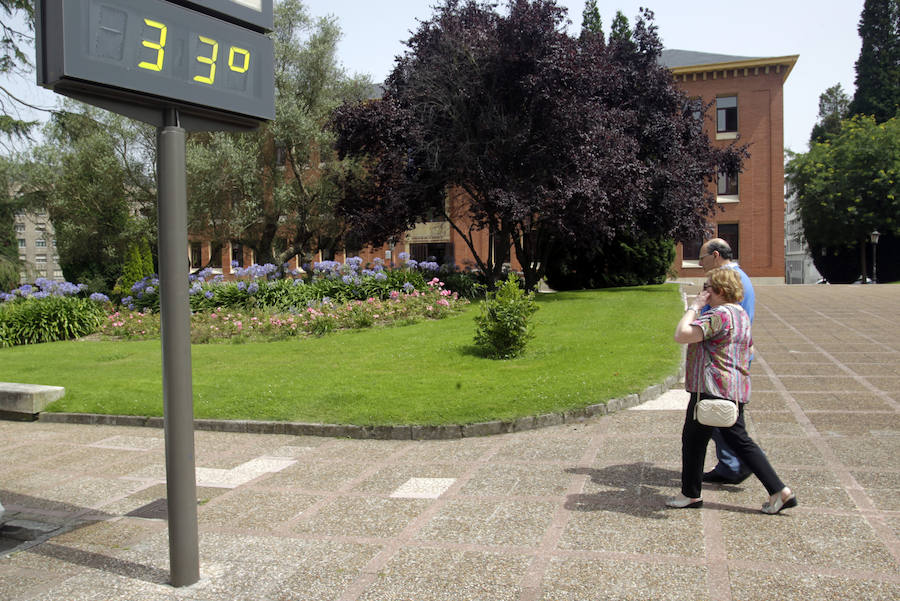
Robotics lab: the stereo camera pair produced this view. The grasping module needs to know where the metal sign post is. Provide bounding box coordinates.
[36,1,274,587]
[157,109,200,587]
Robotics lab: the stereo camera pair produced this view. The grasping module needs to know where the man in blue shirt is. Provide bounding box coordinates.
[698,238,755,484]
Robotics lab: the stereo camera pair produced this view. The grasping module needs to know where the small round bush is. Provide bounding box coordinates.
[473,273,538,359]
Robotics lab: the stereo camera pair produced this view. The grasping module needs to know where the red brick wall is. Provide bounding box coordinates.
[673,68,787,279]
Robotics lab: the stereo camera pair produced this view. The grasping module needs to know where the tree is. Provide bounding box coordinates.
[787,114,900,282]
[848,0,900,123]
[809,83,851,144]
[331,1,745,289]
[580,0,603,40]
[185,0,372,269]
[1,0,41,148]
[0,155,22,290]
[20,104,157,291]
[609,10,632,44]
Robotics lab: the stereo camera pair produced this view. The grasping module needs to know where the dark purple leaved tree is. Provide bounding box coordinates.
[331,0,746,289]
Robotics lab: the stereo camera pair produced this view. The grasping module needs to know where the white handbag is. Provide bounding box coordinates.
[694,393,738,427]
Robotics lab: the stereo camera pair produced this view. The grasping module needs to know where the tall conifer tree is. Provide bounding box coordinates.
[849,0,900,122]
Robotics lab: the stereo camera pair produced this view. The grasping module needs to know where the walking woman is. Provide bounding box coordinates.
[667,267,796,514]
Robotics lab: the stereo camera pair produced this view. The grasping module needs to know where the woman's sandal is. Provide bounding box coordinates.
[761,488,797,514]
[666,494,703,509]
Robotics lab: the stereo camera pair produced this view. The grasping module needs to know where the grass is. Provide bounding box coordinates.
[0,285,684,426]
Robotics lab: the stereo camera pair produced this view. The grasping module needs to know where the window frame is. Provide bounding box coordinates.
[716,96,738,137]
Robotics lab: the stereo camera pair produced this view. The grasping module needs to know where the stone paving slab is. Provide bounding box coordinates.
[1,285,899,600]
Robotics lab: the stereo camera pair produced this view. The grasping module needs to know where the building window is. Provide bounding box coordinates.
[18,238,26,248]
[682,238,703,263]
[35,239,47,247]
[231,242,244,268]
[718,223,740,261]
[410,242,452,265]
[36,254,47,264]
[209,245,222,268]
[15,223,24,233]
[190,242,202,269]
[716,96,737,133]
[53,270,64,278]
[35,223,47,232]
[717,172,739,198]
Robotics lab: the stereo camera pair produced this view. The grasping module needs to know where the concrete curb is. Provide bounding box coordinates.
[36,366,685,440]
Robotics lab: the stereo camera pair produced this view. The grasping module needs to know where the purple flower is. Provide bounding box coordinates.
[237,282,246,291]
[247,282,259,294]
[374,272,387,281]
[398,252,409,261]
[89,292,110,303]
[402,282,415,292]
[204,291,214,300]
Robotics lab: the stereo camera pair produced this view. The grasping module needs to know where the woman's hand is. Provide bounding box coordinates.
[691,289,710,311]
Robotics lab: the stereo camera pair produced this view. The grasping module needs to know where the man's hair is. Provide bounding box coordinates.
[708,267,743,303]
[706,238,733,260]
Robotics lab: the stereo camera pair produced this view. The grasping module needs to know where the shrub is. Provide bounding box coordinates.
[473,273,538,359]
[0,295,105,347]
[545,234,676,290]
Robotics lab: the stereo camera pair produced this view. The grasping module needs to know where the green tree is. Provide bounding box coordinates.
[848,0,900,123]
[0,0,40,147]
[0,155,22,290]
[580,0,603,40]
[185,0,371,268]
[609,10,632,43]
[809,83,851,144]
[787,114,900,281]
[21,104,157,291]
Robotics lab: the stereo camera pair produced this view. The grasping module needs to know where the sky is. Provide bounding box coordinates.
[5,0,865,154]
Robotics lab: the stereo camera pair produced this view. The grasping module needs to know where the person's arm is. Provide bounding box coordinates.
[674,292,708,344]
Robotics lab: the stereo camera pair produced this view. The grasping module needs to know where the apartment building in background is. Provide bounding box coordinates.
[662,49,798,283]
[14,209,63,284]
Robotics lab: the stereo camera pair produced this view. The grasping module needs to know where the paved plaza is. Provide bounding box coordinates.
[1,285,898,600]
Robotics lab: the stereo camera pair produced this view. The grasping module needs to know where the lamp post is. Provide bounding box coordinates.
[870,230,880,284]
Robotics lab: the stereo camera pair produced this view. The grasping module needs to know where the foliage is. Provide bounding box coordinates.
[848,0,900,123]
[580,0,603,40]
[185,0,373,268]
[0,279,109,346]
[0,155,22,290]
[117,239,155,297]
[809,84,851,145]
[101,280,465,344]
[786,114,900,282]
[545,234,676,290]
[474,272,538,359]
[331,0,746,290]
[122,257,447,313]
[19,104,157,293]
[0,0,39,147]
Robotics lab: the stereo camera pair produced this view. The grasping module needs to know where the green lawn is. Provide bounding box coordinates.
[0,285,684,426]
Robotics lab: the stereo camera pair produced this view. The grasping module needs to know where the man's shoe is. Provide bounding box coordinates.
[703,470,752,485]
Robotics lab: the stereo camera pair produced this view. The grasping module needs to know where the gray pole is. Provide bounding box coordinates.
[157,109,200,587]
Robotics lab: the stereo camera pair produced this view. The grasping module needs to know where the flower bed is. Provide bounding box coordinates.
[3,258,474,346]
[100,277,466,343]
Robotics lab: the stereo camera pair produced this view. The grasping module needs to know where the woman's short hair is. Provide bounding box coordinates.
[708,267,744,303]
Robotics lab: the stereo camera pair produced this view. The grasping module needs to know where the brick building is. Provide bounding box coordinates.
[662,49,798,283]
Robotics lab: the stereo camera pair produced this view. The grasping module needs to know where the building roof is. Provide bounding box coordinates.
[660,49,799,81]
